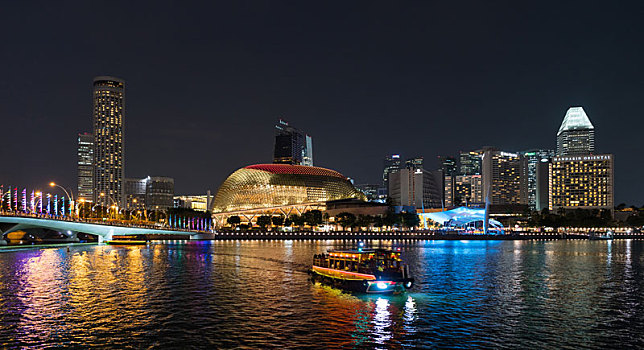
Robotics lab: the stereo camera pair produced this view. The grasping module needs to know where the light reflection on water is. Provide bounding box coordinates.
[0,240,642,348]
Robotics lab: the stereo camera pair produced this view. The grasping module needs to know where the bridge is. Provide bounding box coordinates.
[0,215,209,244]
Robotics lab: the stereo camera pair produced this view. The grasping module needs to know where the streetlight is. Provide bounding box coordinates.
[100,193,119,220]
[50,182,75,218]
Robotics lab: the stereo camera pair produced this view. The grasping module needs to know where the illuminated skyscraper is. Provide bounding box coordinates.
[556,107,595,156]
[523,149,555,210]
[77,133,94,202]
[93,76,125,207]
[388,168,443,209]
[458,151,482,175]
[382,154,402,194]
[438,156,457,177]
[481,150,527,205]
[273,119,313,166]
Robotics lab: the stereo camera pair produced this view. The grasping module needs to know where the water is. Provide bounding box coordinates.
[0,239,642,349]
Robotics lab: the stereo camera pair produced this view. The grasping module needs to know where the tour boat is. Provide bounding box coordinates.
[309,248,414,294]
[589,230,614,240]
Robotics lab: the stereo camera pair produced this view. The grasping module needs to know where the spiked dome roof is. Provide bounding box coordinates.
[557,107,594,136]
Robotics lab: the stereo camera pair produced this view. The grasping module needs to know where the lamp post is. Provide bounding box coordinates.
[100,192,119,220]
[49,182,75,218]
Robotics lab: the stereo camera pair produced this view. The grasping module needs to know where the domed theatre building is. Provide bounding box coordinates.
[211,164,366,228]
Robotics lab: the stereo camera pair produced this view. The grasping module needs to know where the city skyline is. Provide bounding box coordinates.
[1,2,643,205]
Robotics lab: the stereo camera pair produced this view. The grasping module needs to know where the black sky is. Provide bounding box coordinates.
[1,1,643,205]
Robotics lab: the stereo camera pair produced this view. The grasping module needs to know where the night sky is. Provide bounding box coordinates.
[1,1,643,205]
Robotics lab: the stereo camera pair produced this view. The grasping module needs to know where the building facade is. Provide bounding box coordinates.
[523,149,555,210]
[388,168,443,209]
[77,132,94,202]
[174,193,213,212]
[556,107,595,156]
[125,176,175,211]
[458,151,482,175]
[444,174,483,207]
[549,154,614,212]
[273,119,313,166]
[482,150,527,205]
[382,154,402,194]
[438,156,457,177]
[93,76,125,207]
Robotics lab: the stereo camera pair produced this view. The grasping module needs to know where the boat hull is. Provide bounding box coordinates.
[309,268,413,294]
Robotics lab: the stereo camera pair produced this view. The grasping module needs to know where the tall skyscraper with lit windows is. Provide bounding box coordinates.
[273,119,313,166]
[556,107,595,156]
[77,133,94,202]
[92,76,125,207]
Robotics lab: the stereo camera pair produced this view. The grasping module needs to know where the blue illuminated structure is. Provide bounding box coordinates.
[419,207,504,234]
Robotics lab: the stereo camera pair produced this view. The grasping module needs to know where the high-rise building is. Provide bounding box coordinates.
[549,154,614,212]
[146,177,175,210]
[556,107,595,156]
[125,176,175,211]
[523,149,555,210]
[459,151,482,175]
[382,154,402,194]
[438,156,457,177]
[77,133,94,202]
[273,119,313,166]
[125,178,146,210]
[444,174,483,207]
[405,157,424,170]
[93,76,125,207]
[388,168,443,209]
[482,150,527,205]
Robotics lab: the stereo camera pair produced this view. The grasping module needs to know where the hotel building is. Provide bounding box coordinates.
[549,154,614,212]
[93,76,125,207]
[77,132,94,202]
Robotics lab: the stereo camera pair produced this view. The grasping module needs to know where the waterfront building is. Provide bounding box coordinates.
[125,178,146,210]
[382,154,402,194]
[556,107,595,156]
[549,154,614,212]
[444,174,483,207]
[125,176,175,210]
[482,150,527,205]
[273,119,313,166]
[211,164,365,226]
[388,168,443,210]
[146,177,174,210]
[77,132,94,202]
[458,151,482,175]
[523,149,555,210]
[93,76,125,207]
[174,192,213,212]
[535,158,550,211]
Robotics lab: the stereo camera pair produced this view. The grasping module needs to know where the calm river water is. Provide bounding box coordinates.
[0,239,642,349]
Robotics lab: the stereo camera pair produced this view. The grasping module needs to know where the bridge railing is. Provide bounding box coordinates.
[0,211,214,233]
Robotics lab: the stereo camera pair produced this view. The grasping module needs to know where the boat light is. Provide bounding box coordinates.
[376,282,388,289]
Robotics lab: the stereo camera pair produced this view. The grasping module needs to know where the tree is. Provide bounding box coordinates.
[289,214,305,230]
[354,215,373,231]
[257,215,272,230]
[227,215,241,228]
[303,210,323,227]
[401,212,420,229]
[335,212,356,231]
[271,215,285,227]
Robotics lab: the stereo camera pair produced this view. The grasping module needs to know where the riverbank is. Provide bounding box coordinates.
[0,242,98,252]
[206,231,644,240]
